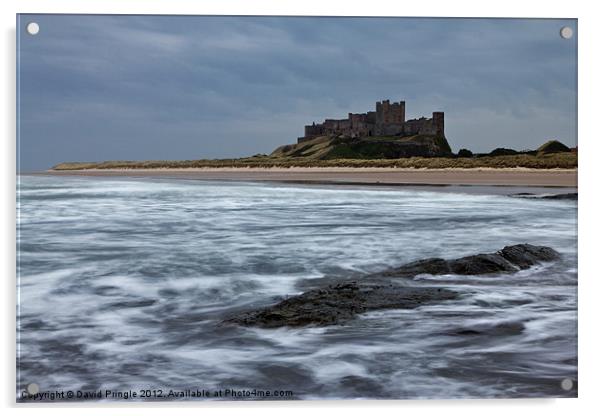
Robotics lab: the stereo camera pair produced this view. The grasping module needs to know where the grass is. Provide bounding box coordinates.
[272,134,454,160]
[52,152,577,171]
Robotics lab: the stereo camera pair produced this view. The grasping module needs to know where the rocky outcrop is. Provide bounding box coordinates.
[224,244,559,328]
[510,193,577,200]
[270,134,452,160]
[382,244,559,278]
[224,282,458,328]
[497,244,560,268]
[541,193,578,200]
[447,321,526,337]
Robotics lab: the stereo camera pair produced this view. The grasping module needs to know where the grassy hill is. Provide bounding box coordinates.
[271,135,452,159]
[50,136,576,171]
[537,140,572,155]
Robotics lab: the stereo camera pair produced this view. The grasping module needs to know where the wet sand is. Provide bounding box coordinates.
[39,167,577,189]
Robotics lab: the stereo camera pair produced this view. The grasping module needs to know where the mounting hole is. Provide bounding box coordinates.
[26,22,40,35]
[560,26,573,39]
[560,378,573,391]
[27,383,39,394]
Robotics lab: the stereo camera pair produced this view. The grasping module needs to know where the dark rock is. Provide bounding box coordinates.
[448,253,517,275]
[224,282,458,328]
[510,192,577,200]
[224,244,559,328]
[448,321,526,337]
[541,193,577,200]
[382,258,451,277]
[498,244,560,269]
[383,244,559,278]
[105,299,157,309]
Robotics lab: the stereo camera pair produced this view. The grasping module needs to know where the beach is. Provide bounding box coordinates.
[41,167,577,188]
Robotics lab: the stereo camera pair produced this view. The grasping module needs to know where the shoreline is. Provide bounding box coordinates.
[33,167,578,189]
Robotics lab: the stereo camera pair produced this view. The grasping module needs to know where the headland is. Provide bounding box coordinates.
[45,99,577,189]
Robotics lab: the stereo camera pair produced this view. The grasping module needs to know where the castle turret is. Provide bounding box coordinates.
[432,112,444,137]
[376,99,405,125]
[398,101,406,124]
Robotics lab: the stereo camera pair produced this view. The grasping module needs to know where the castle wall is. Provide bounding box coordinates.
[376,123,405,136]
[402,118,429,135]
[349,113,372,137]
[322,118,351,135]
[301,100,443,142]
[304,123,325,137]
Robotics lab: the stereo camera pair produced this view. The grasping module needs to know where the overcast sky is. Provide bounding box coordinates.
[18,15,577,170]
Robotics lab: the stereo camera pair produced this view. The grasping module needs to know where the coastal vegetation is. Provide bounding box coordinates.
[51,137,576,171]
[52,152,576,170]
[271,134,452,159]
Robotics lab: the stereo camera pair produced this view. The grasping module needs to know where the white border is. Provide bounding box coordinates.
[2,1,601,415]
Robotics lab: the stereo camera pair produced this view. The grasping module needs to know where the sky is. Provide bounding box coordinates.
[17,15,577,171]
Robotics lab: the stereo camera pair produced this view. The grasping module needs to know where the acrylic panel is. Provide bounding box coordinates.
[16,15,577,402]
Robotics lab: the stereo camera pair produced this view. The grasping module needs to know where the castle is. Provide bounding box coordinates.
[299,100,444,143]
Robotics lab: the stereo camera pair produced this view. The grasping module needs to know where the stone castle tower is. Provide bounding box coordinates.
[299,100,444,143]
[376,100,405,125]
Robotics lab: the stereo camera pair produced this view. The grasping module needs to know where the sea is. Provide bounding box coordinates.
[16,175,577,400]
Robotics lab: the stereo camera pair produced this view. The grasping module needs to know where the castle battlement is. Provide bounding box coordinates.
[299,100,444,143]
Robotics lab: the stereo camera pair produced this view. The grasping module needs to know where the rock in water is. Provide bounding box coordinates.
[541,193,578,200]
[449,253,518,275]
[498,244,560,269]
[447,321,526,337]
[383,244,560,278]
[510,192,577,200]
[223,244,559,328]
[224,282,458,328]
